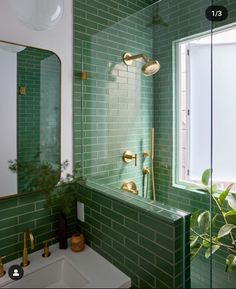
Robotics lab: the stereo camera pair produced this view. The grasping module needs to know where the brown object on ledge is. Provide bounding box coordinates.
[71,233,85,252]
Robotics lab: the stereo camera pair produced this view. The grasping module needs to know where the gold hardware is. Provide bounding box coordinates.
[143,128,156,201]
[121,181,138,195]
[150,128,156,201]
[123,150,137,166]
[80,71,88,80]
[143,167,150,175]
[21,230,35,267]
[18,86,26,95]
[143,168,150,198]
[123,52,149,66]
[42,237,55,258]
[0,256,6,278]
[143,151,150,158]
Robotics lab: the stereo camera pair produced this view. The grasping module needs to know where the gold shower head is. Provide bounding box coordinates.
[122,52,160,76]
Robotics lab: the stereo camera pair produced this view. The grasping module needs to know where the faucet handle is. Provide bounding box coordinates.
[123,150,138,166]
[0,256,6,278]
[42,237,55,258]
[143,151,150,158]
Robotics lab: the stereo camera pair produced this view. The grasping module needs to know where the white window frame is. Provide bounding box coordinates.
[173,23,236,190]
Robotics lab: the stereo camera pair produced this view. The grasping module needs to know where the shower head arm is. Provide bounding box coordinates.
[124,53,149,63]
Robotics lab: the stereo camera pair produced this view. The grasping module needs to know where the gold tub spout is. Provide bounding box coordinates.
[121,181,138,195]
[21,230,35,267]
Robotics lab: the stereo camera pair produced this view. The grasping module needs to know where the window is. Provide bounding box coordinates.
[176,25,236,190]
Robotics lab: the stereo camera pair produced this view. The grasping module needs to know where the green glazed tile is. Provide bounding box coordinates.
[126,238,155,263]
[101,224,124,244]
[140,258,173,288]
[112,222,138,242]
[102,242,125,264]
[139,236,174,263]
[125,218,155,240]
[113,202,138,221]
[101,207,124,224]
[125,259,155,287]
[113,240,138,263]
[91,210,111,227]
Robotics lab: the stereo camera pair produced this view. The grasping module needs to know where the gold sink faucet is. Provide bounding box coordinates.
[21,230,35,267]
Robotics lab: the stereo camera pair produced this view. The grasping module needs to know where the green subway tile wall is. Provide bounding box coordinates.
[17,48,60,192]
[0,192,77,263]
[153,0,236,288]
[74,0,157,197]
[76,185,190,288]
[73,0,190,288]
[17,48,50,192]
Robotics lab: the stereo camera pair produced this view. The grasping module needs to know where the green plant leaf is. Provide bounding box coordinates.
[212,214,219,226]
[218,183,234,206]
[198,211,210,233]
[201,169,212,186]
[226,255,236,272]
[202,239,211,248]
[205,245,220,259]
[210,183,218,193]
[191,211,199,227]
[225,210,236,217]
[225,210,236,226]
[191,243,203,261]
[228,193,236,210]
[218,224,236,239]
[190,236,199,248]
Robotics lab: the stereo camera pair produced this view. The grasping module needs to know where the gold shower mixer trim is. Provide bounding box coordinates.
[121,181,138,195]
[122,150,137,166]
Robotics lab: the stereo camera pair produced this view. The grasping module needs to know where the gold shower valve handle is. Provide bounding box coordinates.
[42,237,55,258]
[143,151,150,158]
[143,167,150,175]
[123,150,137,166]
[0,256,6,278]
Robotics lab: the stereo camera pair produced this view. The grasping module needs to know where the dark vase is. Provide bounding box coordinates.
[58,212,68,249]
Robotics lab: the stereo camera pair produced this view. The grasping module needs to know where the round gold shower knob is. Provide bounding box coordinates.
[122,150,137,166]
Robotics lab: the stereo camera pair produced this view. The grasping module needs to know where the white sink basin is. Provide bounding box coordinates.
[3,257,88,288]
[0,243,131,288]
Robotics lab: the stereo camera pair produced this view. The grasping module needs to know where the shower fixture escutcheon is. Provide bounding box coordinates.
[122,52,160,76]
[121,181,138,195]
[123,150,137,166]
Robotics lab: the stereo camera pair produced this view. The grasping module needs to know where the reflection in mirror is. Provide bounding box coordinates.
[0,41,61,198]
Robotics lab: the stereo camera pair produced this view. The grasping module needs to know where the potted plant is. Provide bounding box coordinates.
[190,169,236,272]
[44,162,84,249]
[9,159,85,249]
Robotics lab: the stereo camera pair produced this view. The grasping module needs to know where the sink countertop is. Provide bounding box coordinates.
[0,242,131,288]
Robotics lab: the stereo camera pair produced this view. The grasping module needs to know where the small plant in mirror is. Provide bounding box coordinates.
[9,159,85,216]
[190,169,236,272]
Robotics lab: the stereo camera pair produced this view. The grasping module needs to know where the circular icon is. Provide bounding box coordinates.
[205,5,228,22]
[8,265,24,281]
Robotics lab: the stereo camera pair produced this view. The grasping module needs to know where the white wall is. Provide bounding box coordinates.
[0,0,73,191]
